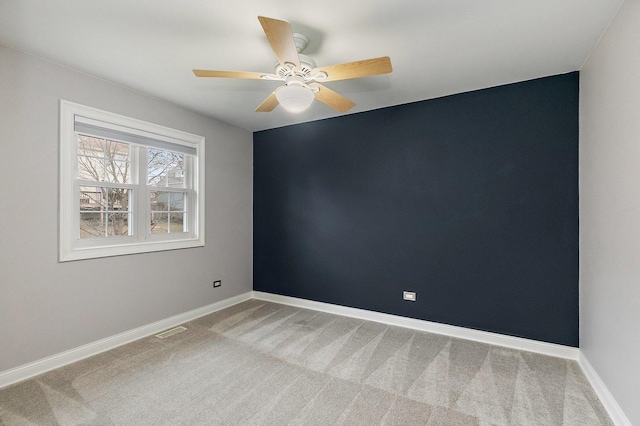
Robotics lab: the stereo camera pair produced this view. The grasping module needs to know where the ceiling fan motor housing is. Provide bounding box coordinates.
[275,33,317,80]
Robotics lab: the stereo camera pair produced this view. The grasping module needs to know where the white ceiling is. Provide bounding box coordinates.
[0,0,623,132]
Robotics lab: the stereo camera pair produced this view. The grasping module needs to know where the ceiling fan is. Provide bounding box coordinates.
[193,16,392,114]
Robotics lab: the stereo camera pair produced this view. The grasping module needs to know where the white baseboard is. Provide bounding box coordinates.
[252,291,580,360]
[253,292,635,423]
[2,290,629,425]
[579,352,632,426]
[0,292,252,389]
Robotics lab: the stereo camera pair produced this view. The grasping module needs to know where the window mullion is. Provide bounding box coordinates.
[188,156,195,235]
[146,186,188,192]
[76,180,137,190]
[137,146,148,241]
[73,181,80,240]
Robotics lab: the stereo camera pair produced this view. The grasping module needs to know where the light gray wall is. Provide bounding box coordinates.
[580,1,640,424]
[0,46,253,372]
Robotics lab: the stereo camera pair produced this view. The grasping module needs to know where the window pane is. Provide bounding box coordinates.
[77,134,105,182]
[169,193,184,211]
[80,212,106,238]
[80,186,106,211]
[102,141,130,183]
[150,191,167,212]
[77,135,104,157]
[107,188,130,211]
[106,212,130,236]
[105,160,129,183]
[148,149,185,187]
[77,135,130,183]
[105,140,129,162]
[150,212,168,234]
[170,213,186,233]
[150,191,185,212]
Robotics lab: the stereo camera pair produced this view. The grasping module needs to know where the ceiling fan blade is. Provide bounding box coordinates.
[313,83,356,113]
[258,16,301,70]
[255,90,279,112]
[193,69,272,80]
[312,56,392,82]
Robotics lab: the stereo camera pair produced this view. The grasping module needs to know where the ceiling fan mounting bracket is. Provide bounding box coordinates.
[292,33,309,53]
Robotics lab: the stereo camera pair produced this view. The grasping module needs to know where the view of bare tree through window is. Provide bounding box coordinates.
[76,136,189,238]
[77,135,131,238]
[148,148,187,234]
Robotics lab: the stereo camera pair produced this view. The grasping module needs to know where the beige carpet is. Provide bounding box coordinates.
[0,300,613,425]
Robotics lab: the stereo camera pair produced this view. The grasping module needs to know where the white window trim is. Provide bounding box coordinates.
[59,100,205,262]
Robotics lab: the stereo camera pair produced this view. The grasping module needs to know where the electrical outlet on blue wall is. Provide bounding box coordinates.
[403,291,417,301]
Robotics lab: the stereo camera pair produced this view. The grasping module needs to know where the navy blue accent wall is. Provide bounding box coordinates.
[253,72,579,347]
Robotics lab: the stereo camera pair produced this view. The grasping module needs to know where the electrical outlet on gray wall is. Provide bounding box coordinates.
[213,280,221,288]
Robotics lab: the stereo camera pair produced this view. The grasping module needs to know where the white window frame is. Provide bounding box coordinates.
[59,100,205,262]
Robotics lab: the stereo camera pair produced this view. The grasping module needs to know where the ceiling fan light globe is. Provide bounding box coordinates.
[276,85,314,113]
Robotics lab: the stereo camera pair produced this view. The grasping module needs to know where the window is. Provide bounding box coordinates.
[59,100,205,261]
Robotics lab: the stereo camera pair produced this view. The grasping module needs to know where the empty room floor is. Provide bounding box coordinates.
[0,299,612,425]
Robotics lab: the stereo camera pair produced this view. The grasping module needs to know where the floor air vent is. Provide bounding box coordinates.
[155,326,187,339]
